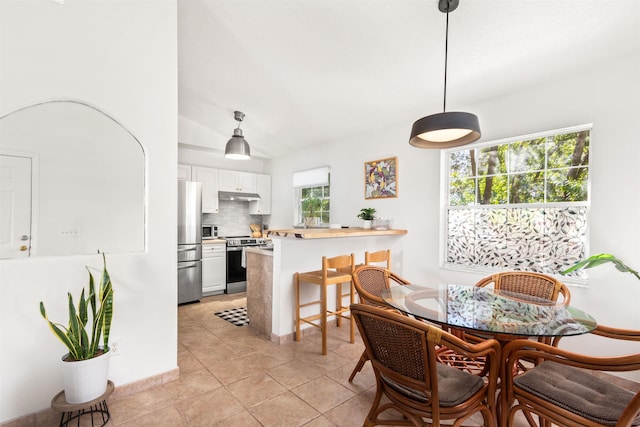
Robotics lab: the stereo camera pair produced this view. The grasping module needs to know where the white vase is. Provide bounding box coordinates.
[61,350,111,404]
[362,220,372,229]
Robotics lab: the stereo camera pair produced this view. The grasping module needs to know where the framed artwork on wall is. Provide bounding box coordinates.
[364,157,398,199]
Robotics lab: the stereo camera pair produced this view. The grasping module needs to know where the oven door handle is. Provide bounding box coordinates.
[227,247,244,252]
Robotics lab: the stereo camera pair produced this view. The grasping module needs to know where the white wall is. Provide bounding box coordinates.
[1,101,145,257]
[0,0,178,422]
[465,54,640,331]
[269,53,640,377]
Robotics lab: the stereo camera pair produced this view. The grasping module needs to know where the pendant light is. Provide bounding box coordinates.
[409,0,480,149]
[225,110,251,160]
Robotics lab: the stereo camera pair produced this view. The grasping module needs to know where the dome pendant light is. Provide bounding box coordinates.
[409,0,480,149]
[225,110,251,160]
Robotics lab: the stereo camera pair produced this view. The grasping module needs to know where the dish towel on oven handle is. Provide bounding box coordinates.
[241,247,247,268]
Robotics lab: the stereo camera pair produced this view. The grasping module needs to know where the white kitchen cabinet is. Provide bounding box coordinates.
[178,164,191,180]
[249,174,272,215]
[192,166,219,213]
[202,242,226,296]
[218,169,257,193]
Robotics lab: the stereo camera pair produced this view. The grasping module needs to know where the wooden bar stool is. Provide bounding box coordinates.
[294,253,356,355]
[365,249,391,269]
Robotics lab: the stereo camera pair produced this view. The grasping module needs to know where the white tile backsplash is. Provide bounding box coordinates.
[203,200,263,237]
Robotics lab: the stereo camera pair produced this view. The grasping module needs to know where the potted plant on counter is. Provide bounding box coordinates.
[357,208,376,229]
[39,254,114,403]
[302,194,322,228]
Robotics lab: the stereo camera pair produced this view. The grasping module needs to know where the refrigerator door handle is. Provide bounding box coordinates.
[178,245,199,252]
[178,261,199,269]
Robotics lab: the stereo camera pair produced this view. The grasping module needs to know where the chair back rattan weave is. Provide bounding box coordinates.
[352,303,500,426]
[348,265,411,382]
[475,271,571,305]
[352,265,410,307]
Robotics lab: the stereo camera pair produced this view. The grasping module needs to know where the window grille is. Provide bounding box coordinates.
[444,125,590,276]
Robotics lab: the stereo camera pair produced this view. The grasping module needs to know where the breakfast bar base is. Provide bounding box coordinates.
[265,232,407,341]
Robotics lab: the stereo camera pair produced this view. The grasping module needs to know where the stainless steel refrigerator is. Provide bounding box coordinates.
[177,180,202,304]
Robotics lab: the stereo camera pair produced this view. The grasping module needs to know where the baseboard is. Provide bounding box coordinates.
[269,318,340,344]
[111,368,180,400]
[1,368,180,427]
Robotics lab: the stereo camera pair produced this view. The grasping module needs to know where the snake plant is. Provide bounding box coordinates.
[561,253,640,281]
[39,254,114,361]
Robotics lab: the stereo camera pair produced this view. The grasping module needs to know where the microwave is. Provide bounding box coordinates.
[202,224,218,238]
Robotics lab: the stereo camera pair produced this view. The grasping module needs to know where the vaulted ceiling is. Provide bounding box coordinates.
[178,0,640,158]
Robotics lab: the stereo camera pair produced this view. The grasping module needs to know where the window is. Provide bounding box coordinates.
[298,185,330,226]
[293,167,331,227]
[444,125,590,276]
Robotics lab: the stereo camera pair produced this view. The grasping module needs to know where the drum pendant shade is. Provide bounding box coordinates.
[410,111,480,148]
[410,0,481,149]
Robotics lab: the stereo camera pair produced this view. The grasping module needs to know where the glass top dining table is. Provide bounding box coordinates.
[381,283,597,338]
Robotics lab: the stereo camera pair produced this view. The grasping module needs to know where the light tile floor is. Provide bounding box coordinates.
[22,293,635,426]
[148,293,512,426]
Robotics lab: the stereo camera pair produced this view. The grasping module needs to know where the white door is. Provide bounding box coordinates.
[0,155,32,259]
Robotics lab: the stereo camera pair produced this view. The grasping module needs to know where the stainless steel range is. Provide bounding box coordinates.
[224,236,269,294]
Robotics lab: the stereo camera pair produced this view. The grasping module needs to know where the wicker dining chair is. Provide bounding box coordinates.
[352,303,501,427]
[476,271,571,347]
[502,324,640,427]
[475,271,571,306]
[447,270,574,377]
[352,264,410,307]
[349,266,491,380]
[434,271,573,378]
[348,265,411,382]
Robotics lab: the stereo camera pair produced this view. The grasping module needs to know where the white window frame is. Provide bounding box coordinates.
[292,167,330,227]
[294,184,331,227]
[439,124,592,280]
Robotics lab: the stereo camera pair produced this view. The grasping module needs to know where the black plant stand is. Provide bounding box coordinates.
[51,380,114,427]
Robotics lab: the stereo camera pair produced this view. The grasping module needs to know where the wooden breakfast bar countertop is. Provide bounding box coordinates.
[266,227,407,239]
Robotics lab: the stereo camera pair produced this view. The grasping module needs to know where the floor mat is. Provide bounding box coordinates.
[215,307,250,326]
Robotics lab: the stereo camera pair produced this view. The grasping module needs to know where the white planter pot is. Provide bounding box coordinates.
[303,217,318,228]
[362,220,372,229]
[61,350,111,404]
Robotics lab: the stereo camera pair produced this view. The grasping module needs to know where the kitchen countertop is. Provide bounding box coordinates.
[202,239,226,244]
[266,227,407,239]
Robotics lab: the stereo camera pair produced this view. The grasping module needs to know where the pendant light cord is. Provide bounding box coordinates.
[443,6,450,113]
